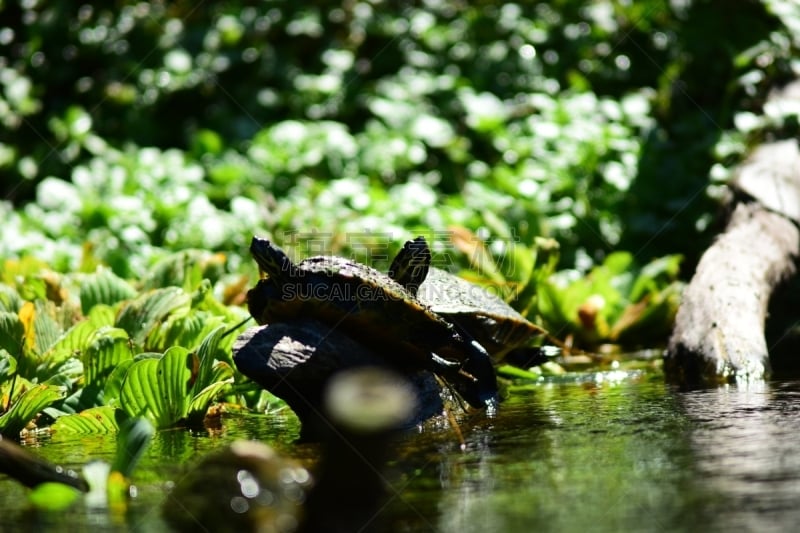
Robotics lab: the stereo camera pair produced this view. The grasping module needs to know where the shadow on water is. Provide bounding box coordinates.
[4,375,800,532]
[380,374,800,533]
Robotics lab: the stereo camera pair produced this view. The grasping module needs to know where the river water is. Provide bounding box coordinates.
[3,371,800,532]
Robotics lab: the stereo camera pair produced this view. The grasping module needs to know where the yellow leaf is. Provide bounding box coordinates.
[18,301,36,352]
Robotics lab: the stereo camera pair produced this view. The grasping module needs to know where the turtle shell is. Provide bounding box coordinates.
[246,236,497,409]
[418,267,545,359]
[390,237,544,360]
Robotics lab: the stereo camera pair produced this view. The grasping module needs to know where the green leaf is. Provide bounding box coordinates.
[612,282,683,344]
[0,311,24,357]
[87,304,117,327]
[515,238,560,314]
[0,284,21,313]
[83,327,133,389]
[115,287,190,348]
[187,375,233,423]
[50,406,123,436]
[29,301,62,356]
[497,364,543,381]
[628,254,682,303]
[181,327,235,422]
[79,269,137,316]
[111,417,154,478]
[118,347,192,428]
[0,384,65,437]
[102,359,135,406]
[0,350,17,381]
[148,312,224,353]
[142,249,207,291]
[28,482,81,511]
[47,315,104,360]
[192,326,225,396]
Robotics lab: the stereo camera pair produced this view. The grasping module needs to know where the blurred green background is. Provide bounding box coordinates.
[0,0,798,347]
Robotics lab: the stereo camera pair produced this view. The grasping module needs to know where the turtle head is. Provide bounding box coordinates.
[388,236,431,294]
[250,236,298,281]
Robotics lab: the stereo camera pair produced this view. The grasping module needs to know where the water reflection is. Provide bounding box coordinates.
[678,382,800,531]
[4,376,800,532]
[383,376,800,533]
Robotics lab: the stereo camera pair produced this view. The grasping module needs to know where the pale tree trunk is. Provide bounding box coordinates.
[665,139,800,386]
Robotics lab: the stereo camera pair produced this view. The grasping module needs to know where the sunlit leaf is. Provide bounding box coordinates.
[142,249,219,291]
[18,277,47,302]
[0,384,65,437]
[497,364,543,381]
[0,284,21,313]
[185,327,235,422]
[515,237,560,314]
[115,287,190,348]
[79,269,137,315]
[118,347,192,428]
[50,406,123,436]
[0,312,24,357]
[102,359,135,407]
[449,226,505,283]
[612,282,683,344]
[628,254,682,303]
[148,312,224,353]
[18,302,36,353]
[30,300,62,356]
[187,375,233,423]
[192,326,227,396]
[0,350,17,382]
[48,317,103,359]
[83,327,133,389]
[87,304,116,327]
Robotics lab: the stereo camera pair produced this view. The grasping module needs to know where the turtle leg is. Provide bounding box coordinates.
[431,340,498,410]
[430,353,462,370]
[460,340,498,410]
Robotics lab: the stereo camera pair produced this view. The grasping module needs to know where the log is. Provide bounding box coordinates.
[665,140,800,386]
[0,436,88,491]
[233,319,444,437]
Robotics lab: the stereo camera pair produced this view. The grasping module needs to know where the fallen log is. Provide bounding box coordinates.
[0,436,88,491]
[665,139,800,386]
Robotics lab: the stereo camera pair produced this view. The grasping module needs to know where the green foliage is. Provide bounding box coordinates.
[1,0,795,280]
[537,252,683,349]
[82,327,132,391]
[0,311,24,356]
[50,406,122,436]
[0,1,795,434]
[115,288,191,349]
[118,328,233,429]
[79,270,137,315]
[0,249,256,438]
[0,384,65,437]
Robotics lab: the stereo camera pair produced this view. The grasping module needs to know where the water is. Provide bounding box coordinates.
[4,373,800,532]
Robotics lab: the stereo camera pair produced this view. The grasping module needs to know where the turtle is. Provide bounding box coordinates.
[389,236,548,363]
[246,236,498,409]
